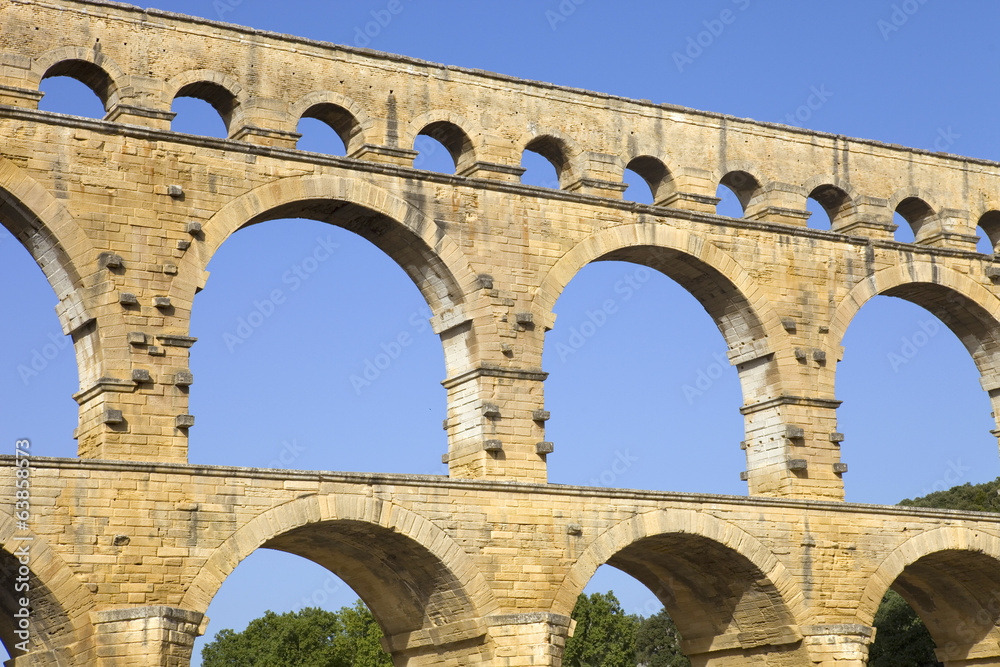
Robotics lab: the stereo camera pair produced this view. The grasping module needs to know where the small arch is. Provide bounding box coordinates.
[977,210,1000,254]
[403,112,481,175]
[166,70,244,135]
[31,46,126,112]
[624,155,673,204]
[520,131,581,189]
[717,170,762,217]
[414,121,475,174]
[298,104,363,156]
[39,60,117,117]
[289,92,371,155]
[808,184,855,229]
[891,193,938,243]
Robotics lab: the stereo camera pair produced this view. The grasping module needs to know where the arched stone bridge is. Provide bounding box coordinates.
[0,0,999,665]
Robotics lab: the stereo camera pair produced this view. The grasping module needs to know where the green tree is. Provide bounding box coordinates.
[868,590,940,667]
[635,608,690,667]
[563,591,639,667]
[899,476,1000,513]
[200,601,392,667]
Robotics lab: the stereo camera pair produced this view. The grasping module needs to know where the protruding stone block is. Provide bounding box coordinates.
[131,369,151,383]
[483,439,503,452]
[175,414,195,429]
[174,371,194,387]
[119,292,138,306]
[127,331,147,345]
[535,441,554,454]
[102,409,123,425]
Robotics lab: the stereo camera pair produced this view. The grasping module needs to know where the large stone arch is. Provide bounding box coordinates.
[0,511,95,664]
[531,222,788,403]
[0,157,107,391]
[182,494,498,662]
[830,261,1000,439]
[555,508,809,663]
[192,174,481,360]
[859,526,1000,664]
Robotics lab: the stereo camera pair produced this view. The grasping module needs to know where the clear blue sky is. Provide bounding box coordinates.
[4,1,1000,662]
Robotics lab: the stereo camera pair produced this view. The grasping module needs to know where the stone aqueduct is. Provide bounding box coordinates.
[1,0,1000,665]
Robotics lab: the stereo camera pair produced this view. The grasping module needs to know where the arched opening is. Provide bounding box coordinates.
[0,214,79,458]
[624,156,671,205]
[559,514,807,666]
[894,197,936,243]
[542,237,774,495]
[189,218,450,474]
[171,81,237,138]
[192,550,386,666]
[836,286,1000,504]
[976,210,1000,255]
[186,502,495,666]
[868,548,1000,666]
[807,184,852,230]
[522,135,570,189]
[38,59,115,119]
[413,121,474,174]
[716,171,760,218]
[0,527,87,664]
[296,103,360,156]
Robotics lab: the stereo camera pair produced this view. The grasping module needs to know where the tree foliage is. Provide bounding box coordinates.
[635,608,690,667]
[868,590,940,667]
[899,476,1000,513]
[564,591,639,667]
[200,601,392,667]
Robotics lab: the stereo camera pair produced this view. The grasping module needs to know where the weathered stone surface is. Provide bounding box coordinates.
[2,1,1000,665]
